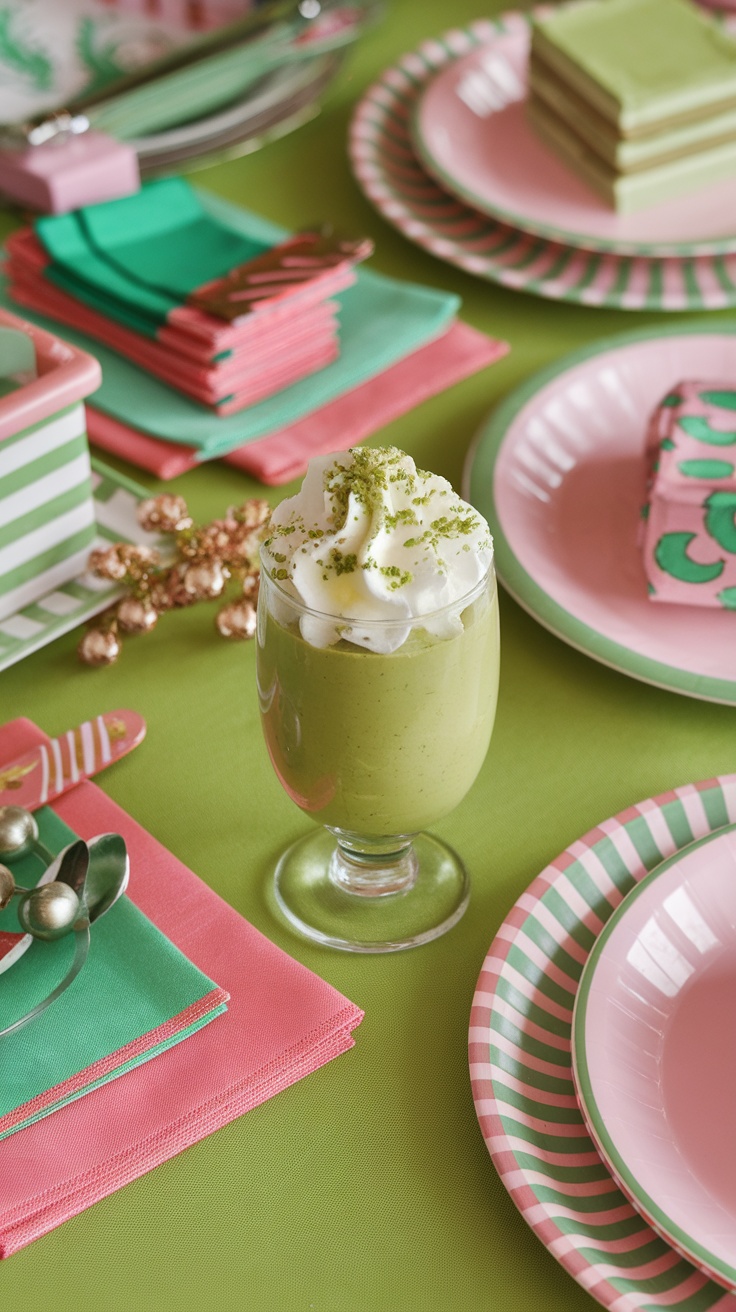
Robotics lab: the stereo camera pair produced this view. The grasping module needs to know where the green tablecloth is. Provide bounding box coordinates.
[1,2,734,1308]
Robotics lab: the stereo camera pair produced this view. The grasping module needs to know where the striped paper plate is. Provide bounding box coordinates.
[348,18,736,311]
[0,457,158,674]
[410,14,736,260]
[469,774,736,1312]
[573,823,736,1291]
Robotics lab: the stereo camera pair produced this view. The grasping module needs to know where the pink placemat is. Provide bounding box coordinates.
[0,717,363,1258]
[85,321,508,483]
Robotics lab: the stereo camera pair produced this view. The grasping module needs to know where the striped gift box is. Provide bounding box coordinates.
[0,310,101,622]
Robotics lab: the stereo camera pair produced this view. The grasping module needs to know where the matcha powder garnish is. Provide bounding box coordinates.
[261,446,493,629]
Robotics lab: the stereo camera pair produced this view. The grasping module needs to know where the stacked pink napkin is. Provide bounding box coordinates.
[5,181,371,415]
[84,322,507,483]
[0,718,363,1257]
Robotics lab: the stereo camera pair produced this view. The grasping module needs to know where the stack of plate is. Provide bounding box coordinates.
[470,779,736,1311]
[349,10,736,312]
[0,0,373,181]
[133,52,344,176]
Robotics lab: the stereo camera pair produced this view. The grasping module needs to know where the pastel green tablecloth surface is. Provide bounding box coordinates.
[1,2,735,1308]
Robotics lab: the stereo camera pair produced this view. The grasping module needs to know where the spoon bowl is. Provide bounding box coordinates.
[84,833,130,925]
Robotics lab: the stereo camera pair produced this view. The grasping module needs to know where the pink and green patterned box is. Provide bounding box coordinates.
[642,380,736,610]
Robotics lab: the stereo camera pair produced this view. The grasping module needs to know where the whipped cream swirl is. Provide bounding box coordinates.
[261,447,493,652]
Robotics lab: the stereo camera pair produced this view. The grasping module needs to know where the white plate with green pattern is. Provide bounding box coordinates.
[0,457,154,673]
[470,773,736,1312]
[463,322,736,704]
[349,15,736,310]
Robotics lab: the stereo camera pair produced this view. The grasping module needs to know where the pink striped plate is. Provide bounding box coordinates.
[349,15,736,311]
[573,823,736,1291]
[469,774,736,1310]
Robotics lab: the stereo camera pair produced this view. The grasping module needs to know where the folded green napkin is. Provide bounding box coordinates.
[0,808,227,1140]
[36,180,271,335]
[5,187,459,460]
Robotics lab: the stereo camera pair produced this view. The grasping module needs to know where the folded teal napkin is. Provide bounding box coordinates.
[2,188,460,460]
[0,808,227,1140]
[36,180,271,335]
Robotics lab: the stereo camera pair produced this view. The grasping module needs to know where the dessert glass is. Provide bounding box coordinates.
[257,557,500,952]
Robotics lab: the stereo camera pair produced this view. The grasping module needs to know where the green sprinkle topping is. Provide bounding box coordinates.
[384,507,419,530]
[330,549,358,576]
[266,448,491,592]
[379,564,413,590]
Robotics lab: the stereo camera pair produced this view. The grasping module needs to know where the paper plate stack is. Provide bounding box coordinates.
[469,775,736,1312]
[0,0,374,178]
[349,7,736,312]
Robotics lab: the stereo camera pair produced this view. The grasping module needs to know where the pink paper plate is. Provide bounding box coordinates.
[573,823,736,1291]
[463,322,736,705]
[349,19,736,311]
[411,11,736,258]
[469,774,736,1312]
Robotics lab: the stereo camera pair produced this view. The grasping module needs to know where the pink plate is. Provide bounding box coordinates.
[411,12,736,257]
[464,323,736,705]
[470,775,736,1312]
[573,824,736,1290]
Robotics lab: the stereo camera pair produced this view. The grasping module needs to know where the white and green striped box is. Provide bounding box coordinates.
[0,311,101,623]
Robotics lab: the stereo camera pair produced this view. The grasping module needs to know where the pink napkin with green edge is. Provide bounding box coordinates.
[0,717,363,1258]
[84,321,507,484]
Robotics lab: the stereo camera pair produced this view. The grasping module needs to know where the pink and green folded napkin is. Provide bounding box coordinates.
[7,181,368,413]
[0,807,228,1139]
[0,718,363,1258]
[82,320,506,483]
[2,188,496,460]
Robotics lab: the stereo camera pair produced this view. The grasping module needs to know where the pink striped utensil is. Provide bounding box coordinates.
[0,711,145,812]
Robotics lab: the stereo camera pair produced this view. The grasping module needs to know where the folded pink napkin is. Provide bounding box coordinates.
[84,322,508,483]
[7,254,342,412]
[0,718,363,1258]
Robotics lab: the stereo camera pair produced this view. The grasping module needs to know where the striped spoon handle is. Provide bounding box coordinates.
[0,710,146,811]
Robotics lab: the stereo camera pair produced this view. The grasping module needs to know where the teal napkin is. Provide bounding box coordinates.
[36,180,271,335]
[0,809,227,1140]
[3,189,459,460]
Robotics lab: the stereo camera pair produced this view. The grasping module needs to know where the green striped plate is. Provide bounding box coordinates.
[470,774,736,1312]
[349,16,736,311]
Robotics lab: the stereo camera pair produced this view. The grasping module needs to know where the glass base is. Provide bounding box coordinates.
[272,828,470,953]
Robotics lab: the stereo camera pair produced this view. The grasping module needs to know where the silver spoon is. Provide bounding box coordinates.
[0,834,129,1038]
[82,833,130,925]
[15,839,90,939]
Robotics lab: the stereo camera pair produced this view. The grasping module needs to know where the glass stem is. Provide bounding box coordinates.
[327,829,419,898]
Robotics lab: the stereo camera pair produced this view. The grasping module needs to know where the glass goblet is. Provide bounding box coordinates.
[256,558,500,952]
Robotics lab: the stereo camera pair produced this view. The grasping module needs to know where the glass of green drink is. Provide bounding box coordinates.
[256,448,500,952]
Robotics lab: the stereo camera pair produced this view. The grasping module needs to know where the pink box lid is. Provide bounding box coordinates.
[0,306,101,443]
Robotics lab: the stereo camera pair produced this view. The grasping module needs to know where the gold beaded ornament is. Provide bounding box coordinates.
[78,493,270,667]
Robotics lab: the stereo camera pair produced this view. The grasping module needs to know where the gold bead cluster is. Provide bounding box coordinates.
[78,493,271,667]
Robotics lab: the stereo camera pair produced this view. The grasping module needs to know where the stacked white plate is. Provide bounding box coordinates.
[0,0,370,179]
